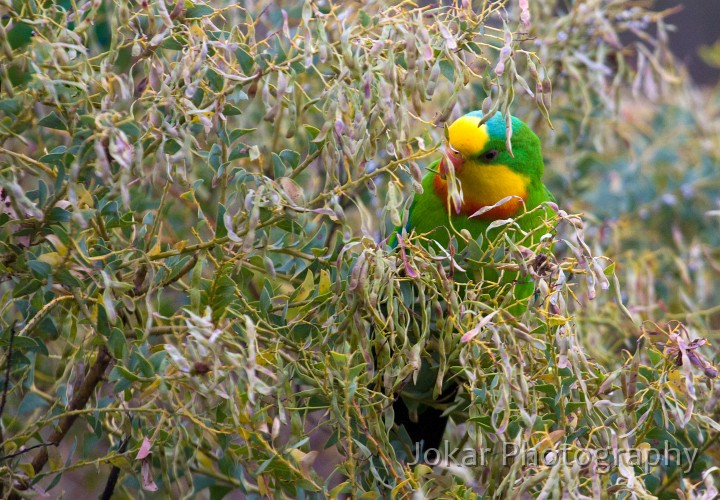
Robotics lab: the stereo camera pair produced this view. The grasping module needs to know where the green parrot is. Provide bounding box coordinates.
[390,110,556,461]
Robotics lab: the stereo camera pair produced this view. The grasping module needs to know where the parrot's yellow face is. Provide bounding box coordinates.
[435,114,532,219]
[446,115,492,159]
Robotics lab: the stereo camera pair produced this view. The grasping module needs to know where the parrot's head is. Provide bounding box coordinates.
[435,111,545,219]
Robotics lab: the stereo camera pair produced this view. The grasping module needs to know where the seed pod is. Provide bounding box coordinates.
[383,50,395,82]
[405,31,416,70]
[482,96,492,115]
[482,74,493,92]
[117,3,130,27]
[261,77,276,121]
[318,42,328,64]
[404,70,416,96]
[527,58,539,81]
[285,102,297,139]
[426,60,440,99]
[368,39,383,58]
[341,30,356,70]
[148,109,161,128]
[276,72,288,97]
[348,253,366,292]
[301,0,312,23]
[436,86,459,124]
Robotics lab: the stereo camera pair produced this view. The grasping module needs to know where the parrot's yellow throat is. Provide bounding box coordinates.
[434,115,530,219]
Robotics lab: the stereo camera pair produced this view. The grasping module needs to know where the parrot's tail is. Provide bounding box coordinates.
[391,383,457,463]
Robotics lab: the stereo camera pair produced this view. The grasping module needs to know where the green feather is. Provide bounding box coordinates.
[400,112,555,269]
[406,163,554,252]
[389,112,556,460]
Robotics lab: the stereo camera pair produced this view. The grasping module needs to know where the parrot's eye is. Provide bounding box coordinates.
[482,149,499,162]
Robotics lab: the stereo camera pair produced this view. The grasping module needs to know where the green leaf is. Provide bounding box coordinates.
[208,264,236,322]
[113,365,141,382]
[7,21,34,49]
[222,103,242,116]
[162,35,186,50]
[6,62,32,87]
[208,143,222,171]
[359,11,372,28]
[45,472,63,492]
[55,269,81,288]
[565,402,586,413]
[279,149,301,170]
[38,112,68,131]
[439,59,455,81]
[647,349,663,366]
[0,98,22,115]
[97,304,112,337]
[259,280,272,314]
[28,260,52,279]
[229,144,249,161]
[18,393,49,415]
[13,278,41,298]
[256,456,275,475]
[227,87,248,104]
[235,47,254,74]
[465,41,483,55]
[134,352,155,377]
[229,128,255,144]
[304,125,320,141]
[185,5,215,18]
[271,153,286,178]
[216,204,227,238]
[304,125,321,154]
[205,68,223,92]
[47,207,72,223]
[149,351,167,372]
[39,150,65,167]
[118,121,141,140]
[534,384,557,398]
[108,328,128,359]
[0,335,47,355]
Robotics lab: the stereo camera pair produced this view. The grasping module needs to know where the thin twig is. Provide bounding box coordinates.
[99,434,131,500]
[0,322,17,423]
[0,442,55,462]
[288,149,321,179]
[0,322,16,497]
[0,148,56,177]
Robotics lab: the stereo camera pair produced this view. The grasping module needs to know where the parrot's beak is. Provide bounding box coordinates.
[439,144,464,177]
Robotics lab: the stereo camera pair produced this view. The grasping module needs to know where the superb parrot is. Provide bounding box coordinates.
[391,110,556,461]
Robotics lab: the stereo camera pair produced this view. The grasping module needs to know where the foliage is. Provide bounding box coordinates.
[0,0,718,498]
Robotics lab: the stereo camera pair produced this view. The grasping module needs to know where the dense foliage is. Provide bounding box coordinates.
[0,0,718,497]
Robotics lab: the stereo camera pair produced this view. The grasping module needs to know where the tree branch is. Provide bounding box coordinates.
[9,346,112,496]
[0,322,17,424]
[0,322,17,497]
[30,346,112,474]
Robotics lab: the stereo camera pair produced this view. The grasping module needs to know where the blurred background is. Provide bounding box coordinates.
[656,0,719,86]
